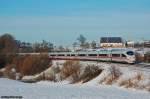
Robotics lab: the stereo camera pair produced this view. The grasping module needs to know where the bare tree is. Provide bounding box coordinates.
[91,41,97,49]
[0,33,17,68]
[32,40,53,52]
[0,33,17,53]
[77,34,87,48]
[84,42,90,49]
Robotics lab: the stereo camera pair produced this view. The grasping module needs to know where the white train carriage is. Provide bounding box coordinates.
[49,48,136,64]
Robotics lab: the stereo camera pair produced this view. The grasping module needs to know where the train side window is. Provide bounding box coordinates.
[50,55,56,56]
[122,54,126,57]
[71,54,75,56]
[89,54,97,56]
[112,54,120,57]
[99,54,107,57]
[79,54,86,56]
[58,54,65,56]
[67,54,70,56]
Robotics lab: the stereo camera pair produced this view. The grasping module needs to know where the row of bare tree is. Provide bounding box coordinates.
[73,34,97,49]
[0,33,54,68]
[0,33,88,68]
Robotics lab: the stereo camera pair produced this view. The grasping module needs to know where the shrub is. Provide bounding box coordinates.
[148,84,150,92]
[3,64,17,79]
[44,66,60,81]
[105,66,122,85]
[135,72,143,81]
[0,71,3,77]
[11,55,25,73]
[144,52,150,63]
[0,56,6,69]
[60,61,81,83]
[20,54,51,76]
[135,53,144,62]
[124,79,135,88]
[79,65,102,83]
[3,54,51,77]
[118,72,143,88]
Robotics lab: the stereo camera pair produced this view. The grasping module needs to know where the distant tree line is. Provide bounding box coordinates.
[17,40,54,53]
[134,42,150,48]
[0,33,55,54]
[0,33,54,69]
[73,34,97,50]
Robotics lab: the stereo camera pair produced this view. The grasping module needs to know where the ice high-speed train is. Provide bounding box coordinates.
[48,48,136,64]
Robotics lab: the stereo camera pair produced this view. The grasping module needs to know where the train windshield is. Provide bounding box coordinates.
[126,51,134,56]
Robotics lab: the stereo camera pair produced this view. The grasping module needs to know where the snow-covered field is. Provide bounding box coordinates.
[0,78,150,99]
[0,60,150,99]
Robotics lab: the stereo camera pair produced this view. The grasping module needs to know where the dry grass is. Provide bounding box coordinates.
[44,66,60,82]
[148,79,150,92]
[60,60,81,82]
[147,85,150,92]
[144,52,150,63]
[0,71,3,77]
[3,64,16,79]
[144,78,150,91]
[22,65,61,83]
[79,65,102,83]
[60,61,103,83]
[105,66,122,85]
[119,72,144,88]
[2,54,51,80]
[20,54,51,75]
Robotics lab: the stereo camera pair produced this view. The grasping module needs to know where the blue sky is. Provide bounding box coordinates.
[0,0,150,45]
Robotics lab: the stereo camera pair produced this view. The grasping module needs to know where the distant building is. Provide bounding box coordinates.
[126,41,134,48]
[100,37,125,48]
[143,41,150,48]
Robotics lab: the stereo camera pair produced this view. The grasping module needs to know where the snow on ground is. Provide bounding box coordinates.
[0,78,150,99]
[1,60,150,99]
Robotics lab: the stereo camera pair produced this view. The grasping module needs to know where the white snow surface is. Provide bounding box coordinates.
[1,60,150,99]
[0,78,150,99]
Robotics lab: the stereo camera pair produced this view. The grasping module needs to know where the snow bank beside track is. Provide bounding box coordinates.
[0,78,150,99]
